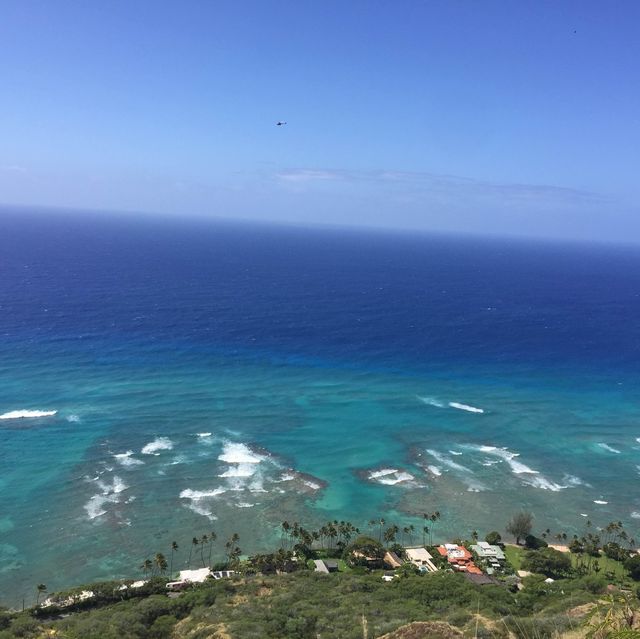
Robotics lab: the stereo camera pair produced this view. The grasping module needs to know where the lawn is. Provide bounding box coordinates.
[504,544,525,571]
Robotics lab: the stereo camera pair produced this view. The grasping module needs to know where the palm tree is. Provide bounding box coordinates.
[189,537,199,568]
[281,521,290,548]
[36,584,47,606]
[378,518,386,544]
[170,541,179,576]
[383,526,396,547]
[200,534,209,567]
[225,533,241,568]
[140,558,153,577]
[154,552,168,575]
[208,531,217,565]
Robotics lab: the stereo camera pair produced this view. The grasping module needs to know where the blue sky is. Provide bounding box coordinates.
[1,1,639,241]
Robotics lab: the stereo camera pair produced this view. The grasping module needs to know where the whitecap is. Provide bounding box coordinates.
[449,402,484,414]
[580,513,588,517]
[426,465,442,476]
[169,455,187,465]
[449,450,463,456]
[426,449,471,473]
[0,409,57,420]
[302,480,321,490]
[368,468,398,480]
[219,464,258,478]
[141,437,174,455]
[476,445,538,474]
[593,500,608,505]
[218,441,264,465]
[631,511,640,520]
[179,488,227,500]
[84,476,128,520]
[236,502,255,508]
[66,414,81,423]
[417,396,444,408]
[636,437,640,444]
[113,451,145,467]
[520,475,565,492]
[185,502,218,520]
[563,474,588,487]
[597,443,621,454]
[369,469,414,485]
[278,472,296,482]
[197,432,212,438]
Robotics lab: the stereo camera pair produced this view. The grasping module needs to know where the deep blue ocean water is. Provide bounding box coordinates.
[1,208,640,605]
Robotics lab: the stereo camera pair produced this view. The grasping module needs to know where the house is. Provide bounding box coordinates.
[384,551,403,569]
[405,547,439,572]
[437,544,483,574]
[167,567,214,591]
[470,541,506,573]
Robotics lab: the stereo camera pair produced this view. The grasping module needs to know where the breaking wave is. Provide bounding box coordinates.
[84,476,129,520]
[218,441,265,465]
[367,468,414,486]
[593,500,608,505]
[449,402,484,414]
[113,451,145,467]
[141,437,174,455]
[597,443,621,454]
[426,449,471,474]
[0,409,57,420]
[417,396,444,408]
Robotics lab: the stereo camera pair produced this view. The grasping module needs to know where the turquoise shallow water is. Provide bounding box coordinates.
[1,210,640,606]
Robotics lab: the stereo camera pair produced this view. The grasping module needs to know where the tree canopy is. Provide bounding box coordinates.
[506,512,533,545]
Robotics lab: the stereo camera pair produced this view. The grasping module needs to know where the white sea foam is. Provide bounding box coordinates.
[113,451,145,467]
[426,465,442,476]
[426,449,471,473]
[449,402,484,414]
[580,513,588,517]
[219,464,258,478]
[0,409,57,420]
[279,472,296,482]
[478,446,538,474]
[302,480,321,490]
[520,475,565,492]
[417,396,444,408]
[218,441,264,465]
[185,502,218,520]
[66,414,81,423]
[449,450,463,456]
[236,502,255,508]
[636,437,640,444]
[368,468,414,485]
[563,474,588,487]
[631,511,640,520]
[197,432,212,438]
[141,437,174,455]
[368,468,398,480]
[84,495,114,520]
[179,488,227,500]
[597,443,621,454]
[84,476,128,520]
[465,480,488,493]
[593,500,608,505]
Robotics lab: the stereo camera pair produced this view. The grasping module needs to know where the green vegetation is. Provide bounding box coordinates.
[1,513,638,638]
